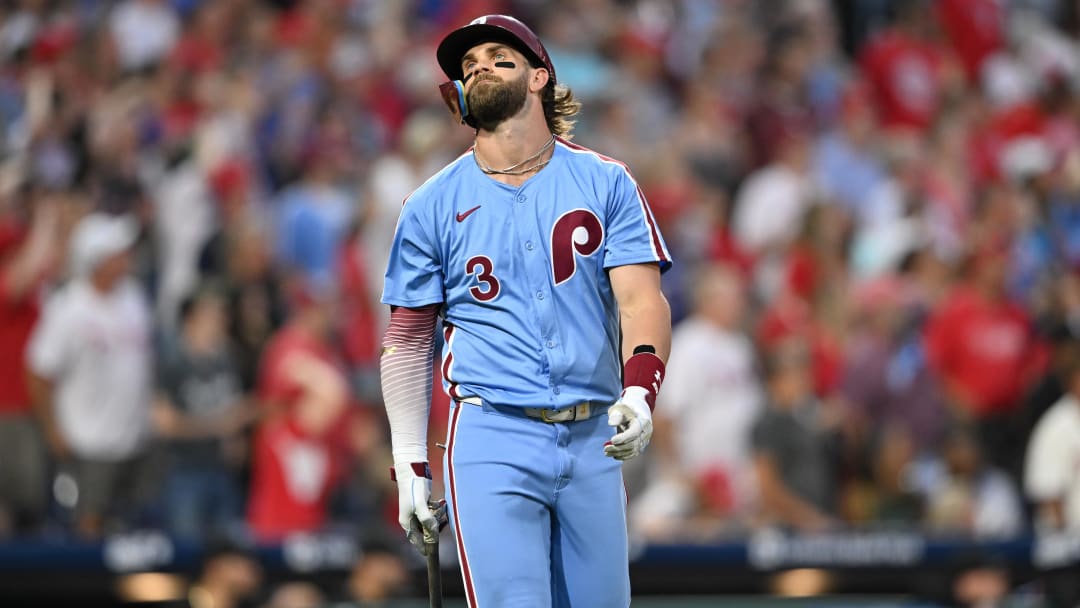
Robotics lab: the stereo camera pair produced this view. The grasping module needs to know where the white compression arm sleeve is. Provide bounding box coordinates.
[380,304,439,464]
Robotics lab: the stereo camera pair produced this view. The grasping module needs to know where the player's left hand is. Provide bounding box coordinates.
[604,386,653,461]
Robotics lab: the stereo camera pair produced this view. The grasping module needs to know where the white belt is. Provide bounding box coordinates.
[458,397,592,423]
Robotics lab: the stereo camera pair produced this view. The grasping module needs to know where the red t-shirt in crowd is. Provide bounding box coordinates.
[248,324,348,540]
[924,286,1044,415]
[858,30,947,132]
[936,0,1003,83]
[0,223,39,413]
[247,418,341,541]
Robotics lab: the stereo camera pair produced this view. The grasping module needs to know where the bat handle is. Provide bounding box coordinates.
[427,536,443,608]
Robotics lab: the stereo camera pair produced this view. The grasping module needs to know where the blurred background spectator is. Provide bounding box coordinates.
[153,282,256,543]
[26,212,156,538]
[1025,354,1080,532]
[750,337,841,533]
[0,0,1078,603]
[184,538,264,608]
[246,283,353,542]
[334,538,411,607]
[923,237,1047,482]
[0,181,62,537]
[914,423,1024,539]
[632,263,763,540]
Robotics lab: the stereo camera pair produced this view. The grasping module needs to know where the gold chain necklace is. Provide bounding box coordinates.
[473,135,556,176]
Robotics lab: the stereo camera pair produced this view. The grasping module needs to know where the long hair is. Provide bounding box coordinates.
[541,82,581,139]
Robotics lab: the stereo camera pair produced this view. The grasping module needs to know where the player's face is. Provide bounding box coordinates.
[461,43,530,131]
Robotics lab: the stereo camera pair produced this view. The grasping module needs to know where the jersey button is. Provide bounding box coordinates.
[552,387,561,395]
[546,340,555,348]
[536,291,544,300]
[525,241,534,251]
[517,194,526,203]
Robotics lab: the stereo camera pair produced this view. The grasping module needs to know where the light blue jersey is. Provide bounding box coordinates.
[382,138,671,410]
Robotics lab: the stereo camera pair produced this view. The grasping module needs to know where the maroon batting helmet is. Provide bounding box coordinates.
[436,15,556,84]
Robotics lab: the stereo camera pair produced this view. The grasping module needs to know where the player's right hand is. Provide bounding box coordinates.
[392,462,441,555]
[408,499,448,557]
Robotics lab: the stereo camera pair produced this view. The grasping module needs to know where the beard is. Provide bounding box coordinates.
[466,71,529,131]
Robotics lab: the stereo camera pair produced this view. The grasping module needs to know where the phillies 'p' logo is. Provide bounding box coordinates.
[551,209,603,285]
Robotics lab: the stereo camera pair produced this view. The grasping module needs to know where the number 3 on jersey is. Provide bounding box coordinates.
[466,255,500,301]
[465,209,603,302]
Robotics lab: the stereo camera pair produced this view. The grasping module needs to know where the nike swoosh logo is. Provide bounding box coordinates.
[456,205,481,222]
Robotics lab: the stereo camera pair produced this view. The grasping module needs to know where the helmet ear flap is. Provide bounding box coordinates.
[438,80,477,127]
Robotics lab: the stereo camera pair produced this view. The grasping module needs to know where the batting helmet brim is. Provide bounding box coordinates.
[436,23,548,83]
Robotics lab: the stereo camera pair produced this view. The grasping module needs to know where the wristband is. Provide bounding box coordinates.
[390,462,432,481]
[622,350,665,411]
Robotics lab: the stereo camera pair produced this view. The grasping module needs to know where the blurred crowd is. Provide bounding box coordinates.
[1,0,1080,594]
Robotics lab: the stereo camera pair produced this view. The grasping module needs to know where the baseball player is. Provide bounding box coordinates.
[380,15,672,607]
